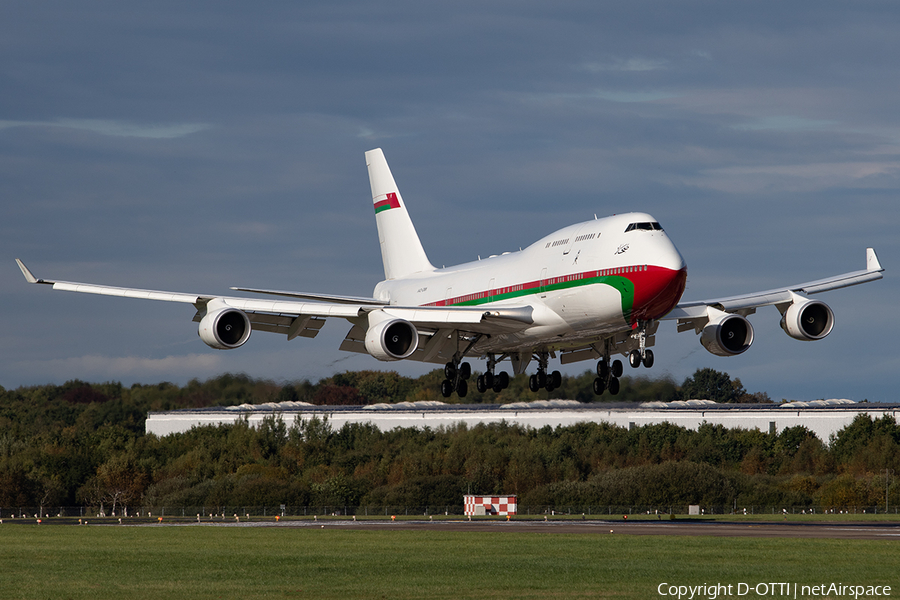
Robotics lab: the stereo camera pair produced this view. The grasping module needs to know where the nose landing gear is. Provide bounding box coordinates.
[628,322,655,369]
[628,348,654,368]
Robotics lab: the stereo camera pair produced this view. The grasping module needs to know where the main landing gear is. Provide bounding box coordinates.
[594,325,655,396]
[441,356,512,398]
[475,354,510,393]
[441,360,471,398]
[593,357,623,396]
[528,352,562,393]
[440,333,486,399]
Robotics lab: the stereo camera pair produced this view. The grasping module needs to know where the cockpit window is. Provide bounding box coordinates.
[625,222,663,232]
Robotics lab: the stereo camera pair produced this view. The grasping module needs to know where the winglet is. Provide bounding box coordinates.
[15,259,54,285]
[867,248,883,272]
[15,259,41,284]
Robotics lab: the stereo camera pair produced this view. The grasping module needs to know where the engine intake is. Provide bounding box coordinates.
[700,312,754,356]
[199,304,251,349]
[781,298,834,341]
[365,317,418,361]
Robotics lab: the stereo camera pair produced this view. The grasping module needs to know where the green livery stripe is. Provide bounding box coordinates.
[427,271,637,321]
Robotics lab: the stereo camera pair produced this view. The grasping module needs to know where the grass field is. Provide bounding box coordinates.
[0,523,897,599]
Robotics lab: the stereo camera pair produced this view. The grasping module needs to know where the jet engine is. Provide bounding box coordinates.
[780,298,834,341]
[700,312,754,356]
[365,317,418,361]
[198,304,251,349]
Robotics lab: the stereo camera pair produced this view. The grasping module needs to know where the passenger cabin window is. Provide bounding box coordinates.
[624,222,663,232]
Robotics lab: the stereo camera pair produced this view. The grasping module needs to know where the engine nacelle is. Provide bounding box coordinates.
[700,312,754,357]
[364,318,418,361]
[198,304,251,349]
[781,298,834,341]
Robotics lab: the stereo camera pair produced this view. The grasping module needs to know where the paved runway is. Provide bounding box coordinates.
[277,519,900,540]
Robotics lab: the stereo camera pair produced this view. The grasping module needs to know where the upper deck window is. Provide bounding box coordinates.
[625,222,663,232]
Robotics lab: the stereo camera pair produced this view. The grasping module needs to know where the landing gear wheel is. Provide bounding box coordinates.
[536,371,547,389]
[528,374,540,393]
[550,370,562,389]
[444,362,457,380]
[608,377,620,395]
[629,350,642,368]
[456,379,468,398]
[459,362,471,381]
[642,349,654,368]
[611,359,623,378]
[596,359,609,380]
[497,372,509,389]
[475,375,487,394]
[593,377,606,396]
[483,372,494,389]
[440,379,454,398]
[492,380,504,393]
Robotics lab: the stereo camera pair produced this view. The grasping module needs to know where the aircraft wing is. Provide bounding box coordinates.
[229,286,389,305]
[664,248,883,333]
[15,259,534,345]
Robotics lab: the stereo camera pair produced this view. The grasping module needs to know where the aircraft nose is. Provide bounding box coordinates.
[658,238,686,272]
[632,264,687,322]
[631,240,687,322]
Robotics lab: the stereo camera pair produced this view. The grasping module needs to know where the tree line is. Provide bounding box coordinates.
[1,370,896,514]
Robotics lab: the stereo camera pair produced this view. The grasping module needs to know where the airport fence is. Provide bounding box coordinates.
[2,505,898,520]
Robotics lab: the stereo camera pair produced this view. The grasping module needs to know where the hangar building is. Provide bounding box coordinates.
[145,399,899,443]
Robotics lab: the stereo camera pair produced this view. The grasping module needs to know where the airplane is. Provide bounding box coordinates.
[16,148,884,398]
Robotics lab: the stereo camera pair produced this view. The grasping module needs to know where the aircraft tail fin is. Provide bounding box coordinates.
[365,148,435,280]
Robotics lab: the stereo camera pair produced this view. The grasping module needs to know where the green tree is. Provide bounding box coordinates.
[679,368,745,403]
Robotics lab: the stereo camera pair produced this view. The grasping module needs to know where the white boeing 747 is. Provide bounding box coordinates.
[16,149,884,398]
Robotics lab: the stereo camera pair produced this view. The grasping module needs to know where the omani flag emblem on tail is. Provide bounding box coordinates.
[374,192,401,214]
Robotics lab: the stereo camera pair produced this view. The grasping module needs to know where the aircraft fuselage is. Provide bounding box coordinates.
[374,212,687,354]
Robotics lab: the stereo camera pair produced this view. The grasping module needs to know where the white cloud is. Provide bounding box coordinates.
[524,89,676,105]
[732,115,838,132]
[684,161,900,193]
[0,119,210,139]
[581,57,668,73]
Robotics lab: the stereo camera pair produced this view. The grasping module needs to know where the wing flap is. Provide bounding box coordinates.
[249,315,326,338]
[230,286,388,305]
[220,297,364,319]
[382,305,534,330]
[339,324,459,365]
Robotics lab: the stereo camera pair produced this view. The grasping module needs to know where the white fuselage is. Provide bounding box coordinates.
[374,212,687,354]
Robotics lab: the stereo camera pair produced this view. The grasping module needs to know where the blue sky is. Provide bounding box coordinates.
[2,1,897,401]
